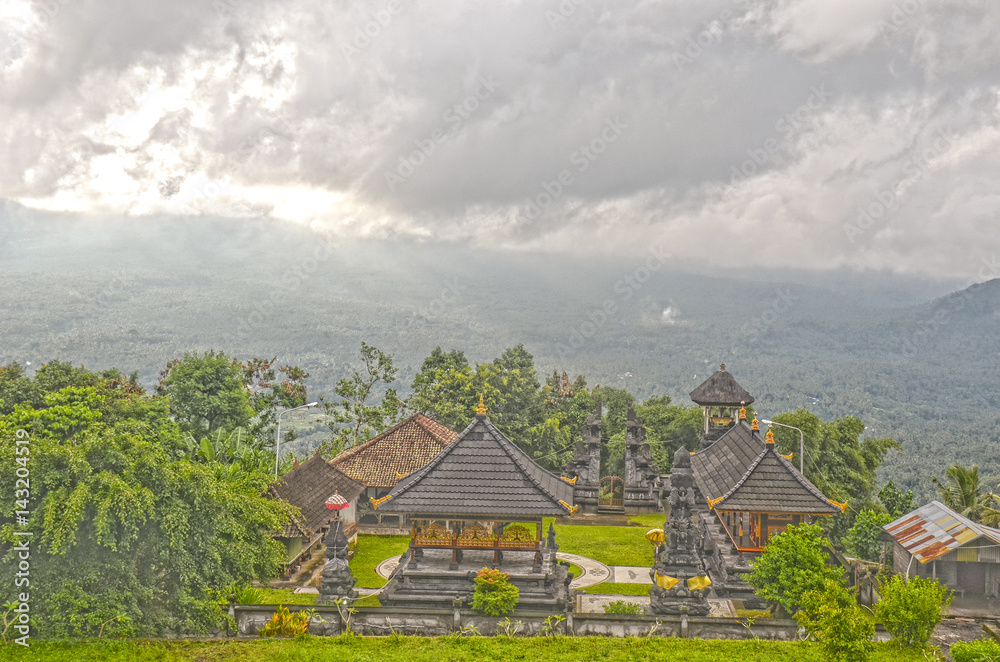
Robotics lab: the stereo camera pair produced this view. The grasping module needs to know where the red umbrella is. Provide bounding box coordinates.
[325,492,349,510]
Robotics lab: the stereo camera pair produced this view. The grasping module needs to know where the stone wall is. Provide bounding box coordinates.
[234,604,802,640]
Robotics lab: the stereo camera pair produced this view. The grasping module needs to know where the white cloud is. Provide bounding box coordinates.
[1,0,998,278]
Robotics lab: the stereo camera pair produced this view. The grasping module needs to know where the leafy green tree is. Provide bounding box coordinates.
[592,385,635,476]
[409,344,554,460]
[409,347,475,431]
[322,342,405,455]
[796,579,875,662]
[157,351,254,440]
[0,365,293,638]
[0,362,40,415]
[874,575,953,648]
[157,352,309,453]
[843,509,894,561]
[527,372,594,470]
[747,523,845,614]
[635,395,702,473]
[769,410,899,507]
[878,481,915,519]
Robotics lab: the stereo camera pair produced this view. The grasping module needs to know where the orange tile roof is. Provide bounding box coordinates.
[329,413,458,489]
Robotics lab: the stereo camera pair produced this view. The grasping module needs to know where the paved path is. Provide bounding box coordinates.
[373,552,612,589]
[611,566,652,584]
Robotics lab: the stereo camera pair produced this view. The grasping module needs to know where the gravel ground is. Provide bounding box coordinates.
[935,618,996,660]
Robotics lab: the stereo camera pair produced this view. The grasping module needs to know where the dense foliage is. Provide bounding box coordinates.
[873,575,953,649]
[795,579,874,662]
[0,362,295,638]
[949,639,1000,662]
[747,523,845,614]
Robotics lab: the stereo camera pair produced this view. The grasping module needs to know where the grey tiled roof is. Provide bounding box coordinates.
[691,420,838,515]
[690,421,763,499]
[378,416,576,518]
[689,363,755,406]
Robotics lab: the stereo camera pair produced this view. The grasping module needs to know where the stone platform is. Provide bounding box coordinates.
[378,548,571,610]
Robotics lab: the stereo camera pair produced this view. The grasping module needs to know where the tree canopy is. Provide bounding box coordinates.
[0,361,295,638]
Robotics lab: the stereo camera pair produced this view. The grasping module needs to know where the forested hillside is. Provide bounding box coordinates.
[1,209,996,500]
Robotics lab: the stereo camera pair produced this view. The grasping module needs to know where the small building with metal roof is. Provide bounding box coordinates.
[882,500,1000,598]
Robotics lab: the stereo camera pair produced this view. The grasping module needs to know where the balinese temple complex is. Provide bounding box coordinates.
[375,398,576,609]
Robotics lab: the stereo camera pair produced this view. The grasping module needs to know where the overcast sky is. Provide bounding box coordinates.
[1,0,998,278]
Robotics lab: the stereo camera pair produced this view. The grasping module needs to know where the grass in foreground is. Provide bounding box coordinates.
[0,637,929,662]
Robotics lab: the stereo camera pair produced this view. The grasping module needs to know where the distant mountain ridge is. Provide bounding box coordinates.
[0,211,996,499]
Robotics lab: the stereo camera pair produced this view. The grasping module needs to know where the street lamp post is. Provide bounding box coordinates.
[274,402,319,479]
[762,419,804,474]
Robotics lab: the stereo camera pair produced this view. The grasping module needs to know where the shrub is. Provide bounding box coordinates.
[796,579,874,662]
[747,523,845,614]
[873,574,953,648]
[471,567,519,616]
[951,640,1000,662]
[603,600,645,615]
[843,509,893,561]
[258,605,312,638]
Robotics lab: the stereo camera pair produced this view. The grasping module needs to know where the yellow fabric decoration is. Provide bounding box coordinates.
[645,529,665,545]
[687,575,712,591]
[655,573,680,589]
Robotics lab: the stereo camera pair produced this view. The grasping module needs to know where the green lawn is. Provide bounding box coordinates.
[255,588,318,605]
[583,582,652,595]
[629,513,666,528]
[545,519,656,567]
[0,638,929,661]
[350,535,411,588]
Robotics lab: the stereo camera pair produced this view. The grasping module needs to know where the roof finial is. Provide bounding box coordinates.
[720,362,726,371]
[751,417,759,432]
[739,401,747,420]
[475,393,487,416]
[765,427,775,444]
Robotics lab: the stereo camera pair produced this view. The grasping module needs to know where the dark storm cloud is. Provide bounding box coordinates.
[1,0,999,277]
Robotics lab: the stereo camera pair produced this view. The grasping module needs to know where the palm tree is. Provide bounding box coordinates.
[931,464,1000,524]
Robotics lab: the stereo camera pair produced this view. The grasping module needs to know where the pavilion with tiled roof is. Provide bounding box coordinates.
[689,405,841,553]
[376,399,576,609]
[267,453,366,573]
[330,413,458,531]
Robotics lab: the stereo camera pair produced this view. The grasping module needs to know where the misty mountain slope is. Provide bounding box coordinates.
[1,215,996,499]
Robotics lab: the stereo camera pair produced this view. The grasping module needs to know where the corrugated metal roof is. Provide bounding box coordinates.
[883,500,1000,564]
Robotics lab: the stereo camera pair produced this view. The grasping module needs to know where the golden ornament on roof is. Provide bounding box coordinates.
[475,393,488,416]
